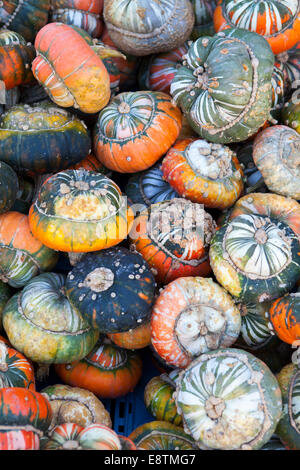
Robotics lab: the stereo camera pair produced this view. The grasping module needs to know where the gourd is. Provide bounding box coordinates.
[0,339,35,389]
[55,340,143,399]
[107,321,151,350]
[276,42,300,95]
[151,276,241,368]
[93,91,182,173]
[29,170,134,253]
[175,348,282,450]
[103,0,195,56]
[162,138,244,209]
[238,302,273,348]
[0,102,91,174]
[0,161,19,214]
[129,421,198,450]
[0,211,58,288]
[170,28,274,144]
[32,22,110,113]
[129,198,216,284]
[253,125,300,199]
[41,384,111,431]
[214,0,300,55]
[282,97,300,134]
[209,213,300,303]
[191,0,217,39]
[68,153,110,176]
[269,291,300,345]
[65,247,155,333]
[0,281,11,330]
[2,273,99,364]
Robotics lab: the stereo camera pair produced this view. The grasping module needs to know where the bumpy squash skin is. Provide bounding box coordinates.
[0,161,19,214]
[55,341,143,399]
[0,211,58,288]
[171,28,274,144]
[144,374,182,425]
[276,363,300,450]
[29,170,134,253]
[269,292,300,345]
[32,22,111,113]
[0,102,91,174]
[129,421,198,450]
[2,273,99,364]
[282,98,300,134]
[65,247,155,333]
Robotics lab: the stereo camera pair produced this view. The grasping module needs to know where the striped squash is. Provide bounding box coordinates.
[0,211,58,288]
[275,42,300,95]
[239,302,273,348]
[210,213,300,303]
[170,28,274,144]
[214,0,300,55]
[175,348,282,450]
[191,0,217,39]
[129,421,198,450]
[0,340,35,389]
[2,273,99,364]
[269,291,300,345]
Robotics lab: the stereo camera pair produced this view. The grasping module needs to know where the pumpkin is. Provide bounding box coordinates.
[0,102,91,174]
[55,340,143,399]
[50,0,104,38]
[129,198,216,284]
[2,273,99,364]
[209,213,300,303]
[276,42,300,95]
[0,211,58,288]
[29,170,133,253]
[138,44,188,95]
[68,153,110,176]
[103,0,195,56]
[151,276,241,368]
[0,281,11,330]
[270,64,285,121]
[175,348,282,450]
[129,421,198,450]
[65,247,155,333]
[0,1,50,43]
[228,192,300,240]
[0,387,52,450]
[238,302,273,348]
[162,138,244,209]
[41,384,111,431]
[253,125,300,199]
[0,339,35,389]
[107,321,151,350]
[276,363,300,449]
[0,30,35,90]
[0,161,19,214]
[125,163,179,211]
[144,370,182,425]
[170,28,274,144]
[93,91,182,173]
[191,0,216,39]
[282,96,300,133]
[269,291,300,345]
[214,0,300,55]
[32,22,110,113]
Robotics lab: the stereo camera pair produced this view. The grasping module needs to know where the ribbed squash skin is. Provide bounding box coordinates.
[269,291,300,345]
[144,374,182,425]
[129,421,197,450]
[0,340,35,389]
[191,0,217,39]
[51,0,104,38]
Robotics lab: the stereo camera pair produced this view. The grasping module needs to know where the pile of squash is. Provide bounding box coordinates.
[0,0,298,451]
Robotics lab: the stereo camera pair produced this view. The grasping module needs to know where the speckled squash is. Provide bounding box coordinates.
[276,363,300,449]
[191,0,217,38]
[125,163,179,210]
[138,44,188,94]
[129,421,198,450]
[151,276,241,368]
[107,321,151,350]
[42,384,111,431]
[129,199,216,284]
[282,97,300,134]
[0,281,11,330]
[103,0,194,56]
[0,30,35,90]
[51,0,104,38]
[253,125,300,199]
[238,301,273,348]
[0,339,35,389]
[29,170,134,253]
[55,340,143,399]
[0,211,58,288]
[170,28,274,144]
[175,348,282,450]
[43,423,121,450]
[209,213,300,303]
[32,22,110,113]
[0,387,52,450]
[94,91,182,173]
[269,291,300,345]
[214,0,300,55]
[0,1,50,42]
[0,102,91,174]
[162,138,244,209]
[0,161,19,214]
[65,247,155,333]
[144,370,182,425]
[2,273,99,364]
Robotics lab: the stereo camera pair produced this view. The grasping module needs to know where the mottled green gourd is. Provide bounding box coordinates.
[170,28,274,143]
[144,370,181,425]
